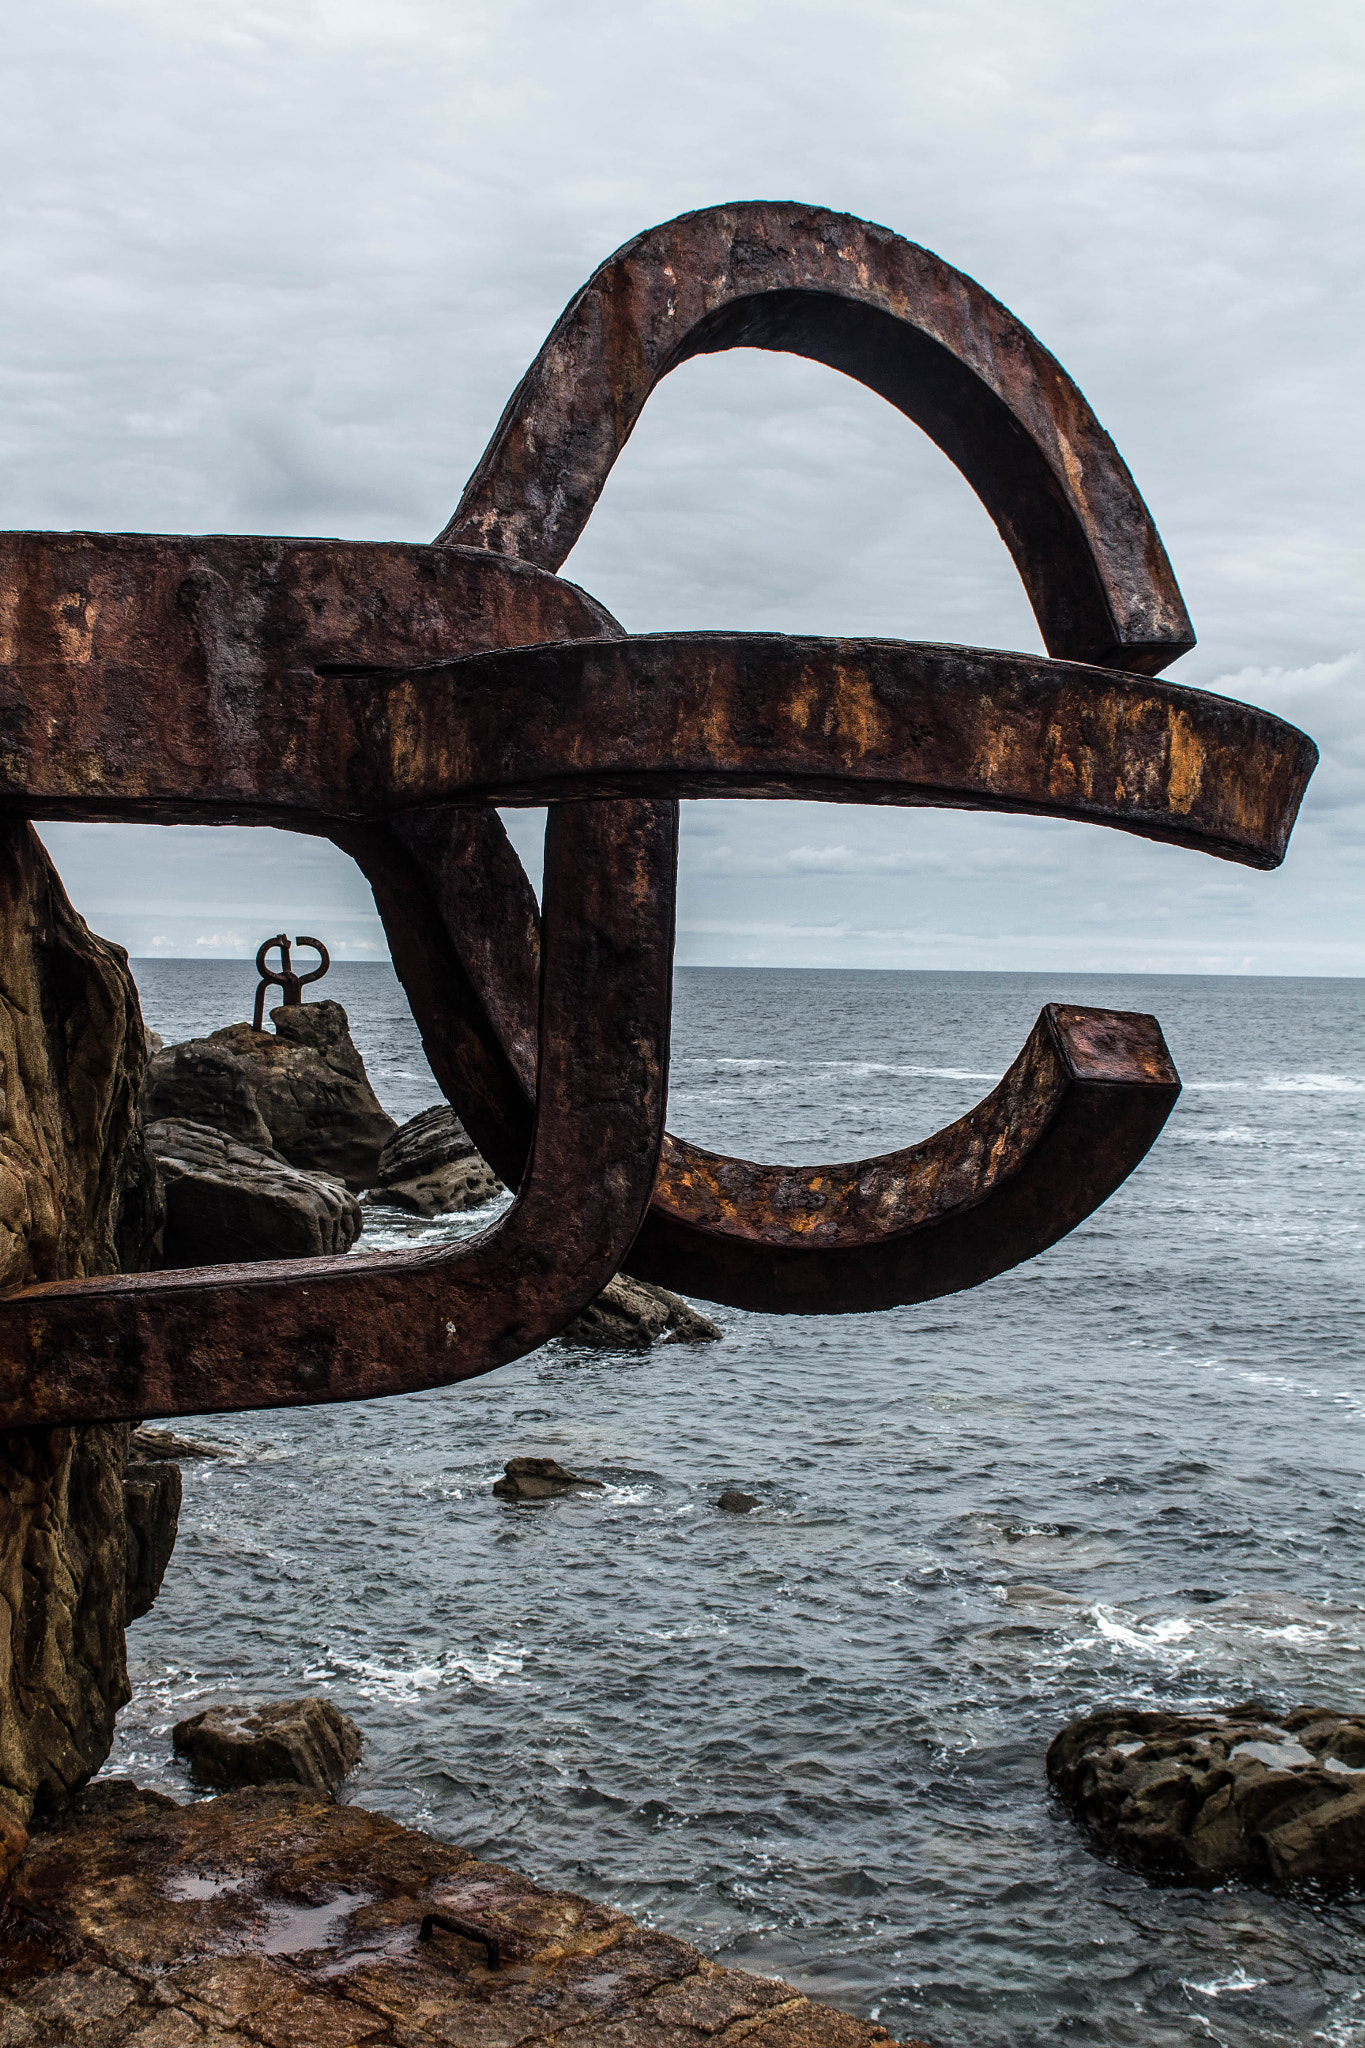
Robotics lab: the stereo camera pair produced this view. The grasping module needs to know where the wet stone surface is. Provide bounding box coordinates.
[1047,1704,1365,1889]
[0,1782,918,2047]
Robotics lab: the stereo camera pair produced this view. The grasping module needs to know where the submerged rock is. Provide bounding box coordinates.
[1047,1703,1365,1889]
[717,1490,760,1514]
[146,1118,363,1263]
[369,1103,502,1216]
[129,1425,225,1461]
[493,1456,605,1503]
[0,821,155,1878]
[0,1781,915,2047]
[123,1459,182,1623]
[561,1274,722,1349]
[212,1001,396,1190]
[172,1698,362,1795]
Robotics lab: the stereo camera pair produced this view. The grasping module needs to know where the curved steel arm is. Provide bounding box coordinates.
[0,800,677,1427]
[355,813,1183,1315]
[0,628,1314,865]
[631,1005,1179,1312]
[442,201,1193,673]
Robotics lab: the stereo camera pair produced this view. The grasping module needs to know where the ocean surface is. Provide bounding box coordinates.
[109,963,1365,2048]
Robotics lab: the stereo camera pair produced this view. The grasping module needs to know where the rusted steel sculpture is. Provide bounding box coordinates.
[0,202,1316,1426]
[251,934,330,1031]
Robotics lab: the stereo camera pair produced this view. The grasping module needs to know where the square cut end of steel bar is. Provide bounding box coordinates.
[1048,1005,1180,1091]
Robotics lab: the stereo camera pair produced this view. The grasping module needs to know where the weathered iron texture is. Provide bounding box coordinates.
[0,201,1317,1424]
[252,934,329,1031]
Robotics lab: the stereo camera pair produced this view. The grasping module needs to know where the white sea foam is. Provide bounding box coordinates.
[1262,1073,1365,1093]
[1185,1968,1268,1998]
[306,1643,527,1700]
[814,1061,997,1081]
[1089,1607,1195,1653]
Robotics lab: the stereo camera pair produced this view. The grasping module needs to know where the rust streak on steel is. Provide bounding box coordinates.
[0,199,1320,1424]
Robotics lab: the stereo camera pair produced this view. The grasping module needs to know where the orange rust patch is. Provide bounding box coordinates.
[1165,710,1204,816]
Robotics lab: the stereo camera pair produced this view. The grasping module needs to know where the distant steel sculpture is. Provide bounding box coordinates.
[0,202,1316,1426]
[252,933,330,1031]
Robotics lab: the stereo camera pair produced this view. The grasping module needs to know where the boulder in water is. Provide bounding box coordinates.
[370,1104,502,1216]
[1047,1703,1365,1889]
[560,1274,721,1349]
[173,1697,362,1795]
[146,1118,362,1263]
[717,1490,760,1514]
[493,1456,605,1502]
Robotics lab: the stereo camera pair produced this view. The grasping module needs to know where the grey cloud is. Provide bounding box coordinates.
[8,0,1364,974]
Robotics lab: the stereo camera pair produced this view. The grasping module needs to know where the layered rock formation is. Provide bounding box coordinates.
[370,1104,502,1216]
[140,1000,391,1257]
[0,822,162,1880]
[146,1117,362,1263]
[140,1038,274,1151]
[1047,1703,1365,1888]
[561,1273,722,1348]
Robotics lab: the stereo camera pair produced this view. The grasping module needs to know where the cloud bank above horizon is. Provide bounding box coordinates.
[7,0,1362,973]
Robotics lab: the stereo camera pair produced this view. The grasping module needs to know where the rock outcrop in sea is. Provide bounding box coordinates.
[1047,1703,1365,1889]
[140,1000,389,1258]
[140,1036,275,1151]
[369,1104,502,1216]
[146,1117,363,1264]
[492,1455,606,1502]
[210,1002,397,1191]
[560,1272,722,1348]
[0,820,171,1879]
[143,998,395,1195]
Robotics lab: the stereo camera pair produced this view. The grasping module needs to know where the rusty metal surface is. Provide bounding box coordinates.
[0,200,1319,1424]
[442,203,1193,674]
[0,620,1312,858]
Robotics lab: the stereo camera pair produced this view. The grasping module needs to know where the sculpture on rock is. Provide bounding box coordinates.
[0,201,1316,1427]
[251,933,330,1032]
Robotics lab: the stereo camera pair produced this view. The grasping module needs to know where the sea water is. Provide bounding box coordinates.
[108,964,1365,2047]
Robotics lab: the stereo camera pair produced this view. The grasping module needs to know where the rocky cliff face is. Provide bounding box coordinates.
[0,821,156,1882]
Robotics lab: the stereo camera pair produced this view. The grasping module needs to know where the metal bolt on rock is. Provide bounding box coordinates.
[0,202,1317,1427]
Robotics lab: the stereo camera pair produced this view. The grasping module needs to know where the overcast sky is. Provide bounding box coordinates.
[6,0,1362,973]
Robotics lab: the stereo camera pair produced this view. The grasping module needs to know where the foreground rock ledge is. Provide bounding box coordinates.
[0,1782,925,2047]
